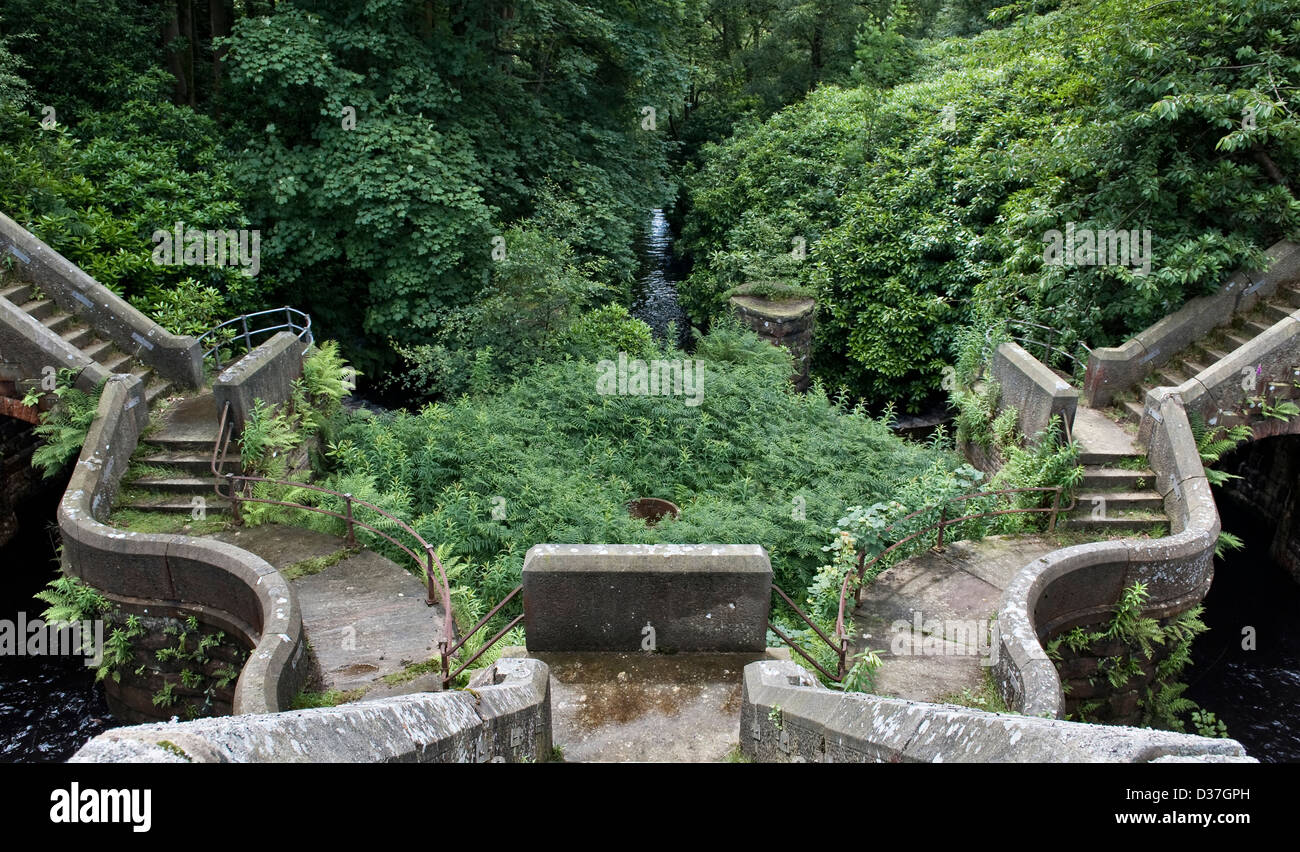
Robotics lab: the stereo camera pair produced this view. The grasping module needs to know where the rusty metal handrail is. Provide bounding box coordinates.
[770,485,1075,684]
[209,401,503,687]
[198,306,313,370]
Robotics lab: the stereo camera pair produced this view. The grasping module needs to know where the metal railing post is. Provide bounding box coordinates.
[1048,487,1061,533]
[240,315,251,355]
[344,493,356,546]
[225,473,242,526]
[424,544,438,607]
[936,502,947,549]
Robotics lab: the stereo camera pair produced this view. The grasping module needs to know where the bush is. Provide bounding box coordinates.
[312,324,966,639]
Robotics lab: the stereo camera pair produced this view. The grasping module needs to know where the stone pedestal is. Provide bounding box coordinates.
[728,295,816,391]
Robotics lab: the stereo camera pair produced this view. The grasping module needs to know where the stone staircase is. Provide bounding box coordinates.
[1110,280,1300,424]
[0,279,175,406]
[1061,407,1165,534]
[0,274,239,518]
[122,391,235,516]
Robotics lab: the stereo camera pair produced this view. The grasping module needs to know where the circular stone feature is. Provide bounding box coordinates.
[627,498,680,526]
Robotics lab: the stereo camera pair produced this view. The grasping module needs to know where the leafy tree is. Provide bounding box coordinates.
[682,0,1300,407]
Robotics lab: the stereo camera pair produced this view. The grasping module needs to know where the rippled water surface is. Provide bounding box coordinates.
[631,209,691,348]
[1185,498,1300,763]
[0,492,119,763]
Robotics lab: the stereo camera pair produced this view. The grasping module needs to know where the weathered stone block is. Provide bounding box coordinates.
[522,543,772,652]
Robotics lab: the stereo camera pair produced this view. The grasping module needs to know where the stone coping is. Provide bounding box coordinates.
[0,211,202,388]
[740,659,1251,762]
[69,657,552,763]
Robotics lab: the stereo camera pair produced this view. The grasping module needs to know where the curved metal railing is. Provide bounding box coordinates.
[210,401,520,687]
[769,486,1075,683]
[1006,319,1092,375]
[198,307,314,370]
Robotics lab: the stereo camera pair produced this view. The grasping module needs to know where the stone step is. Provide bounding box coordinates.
[60,324,96,349]
[1261,301,1295,324]
[100,350,133,373]
[80,339,115,362]
[1119,399,1146,424]
[118,493,231,514]
[145,378,174,407]
[1072,491,1164,512]
[137,449,236,476]
[1200,343,1233,362]
[40,311,74,335]
[1279,286,1300,309]
[0,282,35,304]
[128,476,221,497]
[1218,329,1253,350]
[1058,511,1166,533]
[1239,317,1272,338]
[1079,467,1156,490]
[19,298,56,321]
[1079,447,1144,466]
[149,433,220,453]
[1154,365,1188,388]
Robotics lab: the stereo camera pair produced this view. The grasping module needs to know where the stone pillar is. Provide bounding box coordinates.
[728,295,816,391]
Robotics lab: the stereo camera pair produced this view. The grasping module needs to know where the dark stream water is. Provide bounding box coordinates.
[631,209,692,348]
[1184,496,1300,762]
[0,484,118,762]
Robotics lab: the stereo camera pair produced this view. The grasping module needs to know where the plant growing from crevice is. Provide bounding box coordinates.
[1049,581,1217,734]
[26,369,103,478]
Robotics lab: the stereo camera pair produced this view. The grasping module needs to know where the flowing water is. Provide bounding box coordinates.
[0,487,117,762]
[1185,496,1300,762]
[631,209,692,349]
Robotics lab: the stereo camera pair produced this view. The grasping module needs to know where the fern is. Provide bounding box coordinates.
[33,574,109,625]
[30,371,103,478]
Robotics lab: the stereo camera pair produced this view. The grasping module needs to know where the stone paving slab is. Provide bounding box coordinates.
[1074,405,1139,460]
[152,390,220,444]
[850,535,1062,703]
[531,650,786,762]
[213,524,445,694]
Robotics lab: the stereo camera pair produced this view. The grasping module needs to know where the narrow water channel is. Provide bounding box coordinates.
[631,209,692,349]
[1185,495,1300,763]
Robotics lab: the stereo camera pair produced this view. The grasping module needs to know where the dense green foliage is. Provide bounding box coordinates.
[682,0,1300,407]
[218,0,685,377]
[258,324,967,626]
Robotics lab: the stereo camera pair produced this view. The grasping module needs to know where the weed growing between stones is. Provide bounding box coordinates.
[1047,581,1227,736]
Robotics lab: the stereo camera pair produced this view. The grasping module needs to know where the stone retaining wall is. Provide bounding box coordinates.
[991,341,1079,444]
[70,657,552,763]
[213,330,307,434]
[522,544,772,652]
[740,659,1249,762]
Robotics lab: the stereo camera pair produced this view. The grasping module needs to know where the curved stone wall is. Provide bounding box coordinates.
[995,393,1218,717]
[58,375,307,714]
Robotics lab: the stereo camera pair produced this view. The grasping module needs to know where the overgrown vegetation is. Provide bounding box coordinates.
[25,370,103,478]
[1047,581,1225,736]
[681,0,1300,407]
